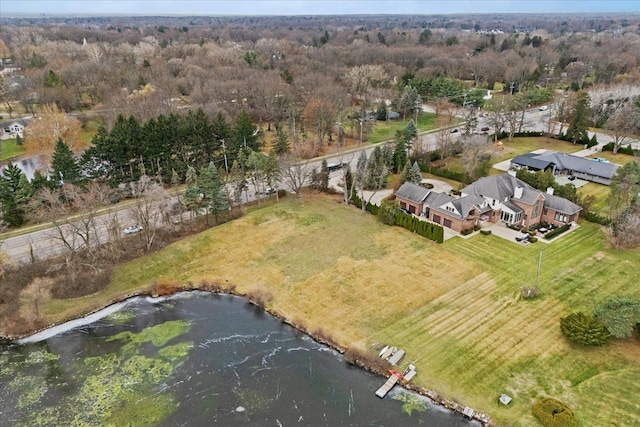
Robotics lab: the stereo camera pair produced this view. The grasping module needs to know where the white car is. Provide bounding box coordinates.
[538,105,548,111]
[123,225,143,235]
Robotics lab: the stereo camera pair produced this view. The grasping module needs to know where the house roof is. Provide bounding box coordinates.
[513,151,619,179]
[544,193,582,214]
[460,173,541,205]
[0,119,28,129]
[395,182,430,204]
[511,153,554,171]
[424,192,486,220]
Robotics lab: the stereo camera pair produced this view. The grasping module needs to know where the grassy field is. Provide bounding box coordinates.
[368,112,437,144]
[39,194,640,426]
[0,138,25,161]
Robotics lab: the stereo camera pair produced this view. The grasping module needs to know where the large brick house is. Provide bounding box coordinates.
[394,173,582,233]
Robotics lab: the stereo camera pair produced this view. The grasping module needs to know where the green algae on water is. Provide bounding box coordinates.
[394,392,429,416]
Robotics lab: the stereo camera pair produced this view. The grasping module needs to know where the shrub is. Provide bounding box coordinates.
[529,236,538,243]
[473,224,481,231]
[545,224,570,239]
[560,312,610,346]
[480,229,492,235]
[581,211,611,225]
[594,296,640,338]
[532,398,578,427]
[461,227,474,236]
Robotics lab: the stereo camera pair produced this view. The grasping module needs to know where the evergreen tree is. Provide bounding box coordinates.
[399,160,411,185]
[376,102,388,121]
[199,162,228,224]
[15,134,23,146]
[407,161,423,184]
[393,133,408,173]
[566,91,590,143]
[233,109,259,155]
[271,122,290,155]
[0,163,27,226]
[51,138,81,184]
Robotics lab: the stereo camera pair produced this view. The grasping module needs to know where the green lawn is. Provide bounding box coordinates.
[368,112,437,144]
[578,183,611,218]
[0,138,25,161]
[37,196,640,426]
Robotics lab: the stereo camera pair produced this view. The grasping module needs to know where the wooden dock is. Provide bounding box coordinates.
[375,370,403,399]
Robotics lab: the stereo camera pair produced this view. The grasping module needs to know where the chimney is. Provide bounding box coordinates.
[546,187,554,195]
[514,186,523,199]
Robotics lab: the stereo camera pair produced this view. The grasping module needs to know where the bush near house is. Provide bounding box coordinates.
[532,398,578,427]
[545,224,571,239]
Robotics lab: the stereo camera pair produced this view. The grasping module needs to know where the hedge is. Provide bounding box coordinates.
[581,211,611,226]
[394,211,445,243]
[545,224,570,239]
[351,194,443,243]
[424,166,464,182]
[532,398,578,427]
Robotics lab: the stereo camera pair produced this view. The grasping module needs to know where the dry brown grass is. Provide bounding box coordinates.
[30,192,640,426]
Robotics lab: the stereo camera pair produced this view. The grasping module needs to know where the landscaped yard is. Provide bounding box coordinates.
[0,138,25,161]
[39,194,640,426]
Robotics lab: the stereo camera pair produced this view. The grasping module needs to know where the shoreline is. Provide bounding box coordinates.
[2,287,493,426]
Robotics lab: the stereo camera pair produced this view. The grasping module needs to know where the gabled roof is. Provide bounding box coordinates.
[460,173,541,205]
[544,193,582,215]
[424,192,486,220]
[536,151,619,179]
[1,118,28,129]
[511,153,554,171]
[513,151,619,179]
[395,182,430,204]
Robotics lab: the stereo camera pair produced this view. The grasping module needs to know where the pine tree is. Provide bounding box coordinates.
[407,161,423,184]
[51,138,81,184]
[271,122,290,155]
[393,135,408,173]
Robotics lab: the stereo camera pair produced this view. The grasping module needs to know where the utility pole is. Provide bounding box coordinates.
[359,118,364,145]
[221,139,229,174]
[535,249,543,292]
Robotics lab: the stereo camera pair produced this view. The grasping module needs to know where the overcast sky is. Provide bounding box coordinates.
[2,1,639,16]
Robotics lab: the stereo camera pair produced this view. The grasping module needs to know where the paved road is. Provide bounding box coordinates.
[4,106,637,265]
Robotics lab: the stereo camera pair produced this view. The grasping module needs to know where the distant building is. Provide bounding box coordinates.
[0,119,28,139]
[511,151,619,185]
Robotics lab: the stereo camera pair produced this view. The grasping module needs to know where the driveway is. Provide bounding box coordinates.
[421,178,453,194]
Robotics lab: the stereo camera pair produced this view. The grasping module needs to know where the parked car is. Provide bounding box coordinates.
[515,234,529,242]
[123,225,143,235]
[539,105,548,111]
[568,175,576,181]
[480,126,490,132]
[450,128,459,133]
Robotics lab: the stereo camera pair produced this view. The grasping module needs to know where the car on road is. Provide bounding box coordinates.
[450,128,459,133]
[256,186,277,196]
[538,105,548,111]
[123,225,143,235]
[480,126,490,132]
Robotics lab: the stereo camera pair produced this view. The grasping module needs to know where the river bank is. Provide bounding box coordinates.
[4,286,493,426]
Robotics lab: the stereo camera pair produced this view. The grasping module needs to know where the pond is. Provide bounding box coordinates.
[1,292,478,426]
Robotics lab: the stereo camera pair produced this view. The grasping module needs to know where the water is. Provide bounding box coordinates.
[0,293,478,426]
